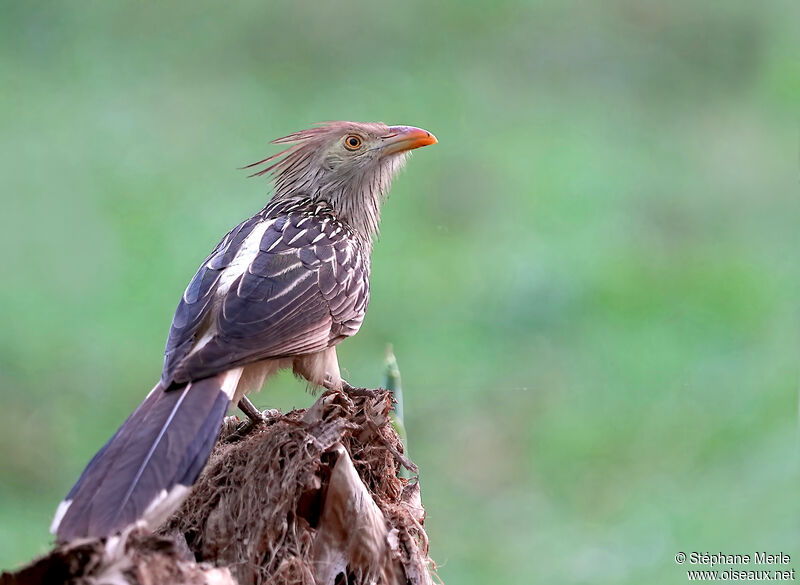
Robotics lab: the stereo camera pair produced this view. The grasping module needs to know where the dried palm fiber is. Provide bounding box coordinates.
[1,389,435,585]
[162,388,433,585]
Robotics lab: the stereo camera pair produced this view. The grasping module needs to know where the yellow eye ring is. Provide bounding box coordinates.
[344,135,362,150]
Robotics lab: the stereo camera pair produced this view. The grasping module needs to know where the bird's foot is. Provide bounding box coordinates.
[340,380,381,398]
[339,381,416,473]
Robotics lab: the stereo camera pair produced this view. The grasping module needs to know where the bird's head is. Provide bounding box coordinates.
[245,121,437,239]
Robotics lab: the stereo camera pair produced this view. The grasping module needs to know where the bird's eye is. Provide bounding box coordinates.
[344,135,362,150]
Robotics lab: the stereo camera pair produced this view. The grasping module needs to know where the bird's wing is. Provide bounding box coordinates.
[161,203,369,386]
[161,215,264,382]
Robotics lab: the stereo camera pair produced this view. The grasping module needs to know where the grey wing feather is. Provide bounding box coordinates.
[163,206,369,386]
[161,216,264,386]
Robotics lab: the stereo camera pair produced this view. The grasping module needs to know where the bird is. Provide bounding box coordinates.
[50,121,437,542]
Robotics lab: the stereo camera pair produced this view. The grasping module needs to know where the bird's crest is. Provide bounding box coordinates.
[241,122,363,179]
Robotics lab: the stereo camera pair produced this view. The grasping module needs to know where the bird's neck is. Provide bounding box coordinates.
[270,153,408,246]
[266,186,379,249]
[326,183,382,245]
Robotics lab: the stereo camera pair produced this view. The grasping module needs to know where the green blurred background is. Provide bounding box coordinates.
[1,1,798,582]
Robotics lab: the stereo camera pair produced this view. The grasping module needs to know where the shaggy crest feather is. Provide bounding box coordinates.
[241,121,415,241]
[243,122,387,179]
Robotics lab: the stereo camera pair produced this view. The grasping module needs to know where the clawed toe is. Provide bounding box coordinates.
[341,380,380,398]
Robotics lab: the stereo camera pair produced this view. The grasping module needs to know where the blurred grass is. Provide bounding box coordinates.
[1,1,798,582]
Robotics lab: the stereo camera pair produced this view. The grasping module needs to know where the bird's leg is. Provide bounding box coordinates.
[237,396,264,425]
[228,396,265,439]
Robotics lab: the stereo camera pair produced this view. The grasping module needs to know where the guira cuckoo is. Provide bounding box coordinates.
[51,121,437,542]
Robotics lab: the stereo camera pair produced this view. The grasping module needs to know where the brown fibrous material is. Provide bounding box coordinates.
[163,388,434,585]
[1,389,435,585]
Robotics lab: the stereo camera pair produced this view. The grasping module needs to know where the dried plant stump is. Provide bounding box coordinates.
[1,389,435,585]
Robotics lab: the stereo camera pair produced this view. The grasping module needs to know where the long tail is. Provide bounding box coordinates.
[51,370,241,542]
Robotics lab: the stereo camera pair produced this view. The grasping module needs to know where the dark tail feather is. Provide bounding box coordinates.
[52,374,231,542]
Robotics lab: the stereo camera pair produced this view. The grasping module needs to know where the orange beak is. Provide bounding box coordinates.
[382,125,438,155]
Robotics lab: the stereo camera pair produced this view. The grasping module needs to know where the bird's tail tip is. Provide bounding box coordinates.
[51,374,233,542]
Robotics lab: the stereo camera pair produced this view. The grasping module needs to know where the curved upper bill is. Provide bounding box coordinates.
[381,126,438,155]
